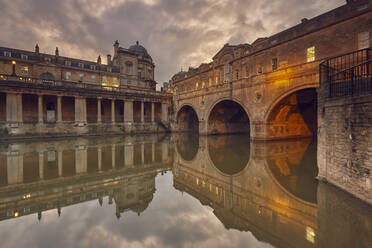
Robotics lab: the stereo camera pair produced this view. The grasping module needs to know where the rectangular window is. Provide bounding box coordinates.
[107,67,112,73]
[272,58,278,71]
[78,62,84,68]
[21,54,28,60]
[65,60,71,66]
[257,66,263,74]
[44,57,51,62]
[79,73,84,81]
[307,46,315,62]
[102,76,107,83]
[358,32,370,49]
[215,76,218,84]
[66,71,71,80]
[90,65,96,70]
[236,70,239,80]
[91,75,96,82]
[4,51,11,57]
[224,63,230,83]
[21,66,29,75]
[138,70,142,79]
[209,78,212,86]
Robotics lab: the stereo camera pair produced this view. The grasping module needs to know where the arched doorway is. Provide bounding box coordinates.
[266,88,317,140]
[176,105,199,133]
[208,100,250,135]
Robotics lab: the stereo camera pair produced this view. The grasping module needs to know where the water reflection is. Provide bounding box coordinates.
[0,134,371,248]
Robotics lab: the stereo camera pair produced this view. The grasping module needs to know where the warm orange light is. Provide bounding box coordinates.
[14,211,19,217]
[12,61,16,65]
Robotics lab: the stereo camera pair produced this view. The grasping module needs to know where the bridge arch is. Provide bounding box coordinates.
[175,104,199,133]
[206,98,251,135]
[264,85,318,140]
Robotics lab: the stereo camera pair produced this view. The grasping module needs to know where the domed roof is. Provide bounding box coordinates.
[129,41,148,55]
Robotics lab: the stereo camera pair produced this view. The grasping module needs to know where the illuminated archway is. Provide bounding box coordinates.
[208,100,250,135]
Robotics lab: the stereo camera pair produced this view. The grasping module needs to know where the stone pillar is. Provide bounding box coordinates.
[162,142,169,161]
[6,93,22,123]
[111,99,115,123]
[112,145,116,169]
[75,147,87,174]
[7,153,23,185]
[75,97,86,124]
[140,101,144,123]
[58,150,63,177]
[39,152,44,180]
[161,103,168,123]
[57,96,62,123]
[125,145,134,168]
[151,102,155,123]
[97,98,102,123]
[124,101,133,123]
[141,143,145,165]
[152,143,155,162]
[98,147,102,171]
[38,95,43,123]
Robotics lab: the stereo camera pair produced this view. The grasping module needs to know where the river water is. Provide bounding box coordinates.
[0,134,371,248]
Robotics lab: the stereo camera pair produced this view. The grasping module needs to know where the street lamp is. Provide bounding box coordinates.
[11,60,16,76]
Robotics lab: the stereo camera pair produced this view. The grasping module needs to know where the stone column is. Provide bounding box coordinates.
[152,143,155,162]
[125,145,134,168]
[98,147,102,171]
[151,102,155,123]
[140,101,144,123]
[6,93,21,123]
[17,94,22,123]
[162,142,169,161]
[39,152,44,180]
[57,96,62,123]
[141,143,145,165]
[75,97,86,124]
[7,153,23,185]
[112,145,116,168]
[75,147,87,174]
[161,103,168,123]
[111,99,115,123]
[38,95,43,123]
[58,150,63,177]
[97,98,102,123]
[124,101,133,123]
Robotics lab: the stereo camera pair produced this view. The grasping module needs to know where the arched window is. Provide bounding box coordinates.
[125,61,133,75]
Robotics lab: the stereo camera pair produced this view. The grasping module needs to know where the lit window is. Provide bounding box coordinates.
[4,51,11,57]
[91,75,96,82]
[21,54,28,60]
[21,66,29,75]
[257,66,263,74]
[209,78,212,86]
[90,65,96,70]
[215,76,218,84]
[202,81,205,88]
[307,46,315,62]
[78,62,84,68]
[66,71,71,80]
[79,73,84,81]
[358,32,370,49]
[102,76,107,83]
[65,60,71,66]
[195,82,199,89]
[272,58,278,71]
[306,227,315,244]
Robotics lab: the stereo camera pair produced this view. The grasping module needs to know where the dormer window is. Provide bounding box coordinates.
[65,60,71,66]
[4,51,11,57]
[78,62,84,68]
[21,54,28,60]
[90,65,96,70]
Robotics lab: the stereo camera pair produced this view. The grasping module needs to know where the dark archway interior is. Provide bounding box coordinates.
[176,134,199,161]
[208,135,250,175]
[177,106,199,132]
[208,100,250,135]
[267,88,317,139]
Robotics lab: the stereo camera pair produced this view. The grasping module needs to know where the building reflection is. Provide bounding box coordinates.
[0,135,173,221]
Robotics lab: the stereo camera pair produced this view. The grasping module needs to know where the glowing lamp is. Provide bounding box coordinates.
[14,211,19,217]
[12,61,16,65]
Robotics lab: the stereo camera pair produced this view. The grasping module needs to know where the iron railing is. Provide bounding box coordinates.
[320,48,372,97]
[0,74,170,98]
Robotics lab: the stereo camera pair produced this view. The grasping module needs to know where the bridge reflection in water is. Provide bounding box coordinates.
[0,135,371,248]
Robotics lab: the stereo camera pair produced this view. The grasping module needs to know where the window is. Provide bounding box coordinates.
[107,67,112,72]
[91,75,96,82]
[102,76,107,83]
[209,78,212,86]
[44,57,51,62]
[78,62,84,68]
[4,51,11,57]
[138,70,142,79]
[272,58,278,71]
[257,66,263,74]
[358,32,370,49]
[21,66,29,75]
[125,64,132,74]
[224,63,230,83]
[215,76,218,84]
[90,65,96,70]
[79,73,84,81]
[236,70,239,80]
[65,72,71,80]
[307,46,315,62]
[21,54,28,60]
[65,60,71,66]
[202,81,205,88]
[195,82,199,89]
[113,77,118,85]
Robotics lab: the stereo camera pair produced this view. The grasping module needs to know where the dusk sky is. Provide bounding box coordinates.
[0,0,344,85]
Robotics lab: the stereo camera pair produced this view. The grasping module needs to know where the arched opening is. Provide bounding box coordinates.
[266,88,317,140]
[208,100,250,135]
[266,138,318,203]
[176,105,199,133]
[176,134,199,161]
[207,135,250,175]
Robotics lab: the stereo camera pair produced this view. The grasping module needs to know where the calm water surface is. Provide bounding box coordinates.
[0,134,371,248]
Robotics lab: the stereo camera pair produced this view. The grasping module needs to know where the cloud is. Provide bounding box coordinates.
[0,0,344,85]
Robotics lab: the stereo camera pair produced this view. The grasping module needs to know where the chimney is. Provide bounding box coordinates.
[114,40,119,56]
[107,54,112,65]
[35,44,39,54]
[97,55,101,64]
[55,47,59,56]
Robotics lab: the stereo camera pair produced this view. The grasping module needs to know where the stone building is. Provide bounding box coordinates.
[0,41,171,139]
[170,0,372,140]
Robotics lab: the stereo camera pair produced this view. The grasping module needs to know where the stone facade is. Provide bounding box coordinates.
[170,0,372,140]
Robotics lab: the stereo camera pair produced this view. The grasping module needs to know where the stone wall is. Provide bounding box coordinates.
[318,83,372,204]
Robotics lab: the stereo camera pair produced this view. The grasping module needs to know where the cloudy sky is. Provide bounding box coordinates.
[0,0,344,85]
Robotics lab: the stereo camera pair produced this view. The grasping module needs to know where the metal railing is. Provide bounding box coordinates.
[320,48,372,98]
[0,74,170,98]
